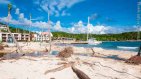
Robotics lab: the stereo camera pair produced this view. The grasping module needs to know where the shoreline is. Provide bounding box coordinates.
[0,42,140,79]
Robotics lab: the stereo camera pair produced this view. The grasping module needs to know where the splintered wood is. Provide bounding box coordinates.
[44,59,91,79]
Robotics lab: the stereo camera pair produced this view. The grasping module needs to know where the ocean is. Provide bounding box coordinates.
[58,41,141,52]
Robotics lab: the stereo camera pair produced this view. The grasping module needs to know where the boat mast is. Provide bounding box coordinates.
[47,7,51,52]
[29,14,31,42]
[137,0,141,40]
[87,17,90,41]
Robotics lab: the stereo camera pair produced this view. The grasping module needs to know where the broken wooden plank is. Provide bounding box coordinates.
[71,66,91,79]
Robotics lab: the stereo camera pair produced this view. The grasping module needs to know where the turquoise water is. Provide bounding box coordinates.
[58,41,141,52]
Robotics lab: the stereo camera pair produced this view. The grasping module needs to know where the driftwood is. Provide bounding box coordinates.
[126,56,141,65]
[91,48,95,56]
[44,61,91,79]
[58,47,73,58]
[71,66,91,79]
[126,46,141,65]
[44,62,74,75]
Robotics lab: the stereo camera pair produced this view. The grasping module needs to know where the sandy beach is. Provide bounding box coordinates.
[0,42,141,79]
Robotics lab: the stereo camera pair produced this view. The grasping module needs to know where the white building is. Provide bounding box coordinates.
[33,32,53,42]
[0,32,30,42]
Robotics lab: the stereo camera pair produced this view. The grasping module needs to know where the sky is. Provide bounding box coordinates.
[0,0,140,34]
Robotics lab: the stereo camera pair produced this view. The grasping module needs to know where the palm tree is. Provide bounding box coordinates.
[8,4,12,14]
[7,4,22,53]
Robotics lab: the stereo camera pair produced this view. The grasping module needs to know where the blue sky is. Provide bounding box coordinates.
[0,0,140,34]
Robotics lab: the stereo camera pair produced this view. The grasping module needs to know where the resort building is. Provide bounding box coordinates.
[33,32,53,42]
[0,32,30,42]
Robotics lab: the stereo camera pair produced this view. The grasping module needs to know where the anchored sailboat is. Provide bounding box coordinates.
[87,17,102,45]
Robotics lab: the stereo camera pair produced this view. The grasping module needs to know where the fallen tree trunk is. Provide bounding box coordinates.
[71,66,90,79]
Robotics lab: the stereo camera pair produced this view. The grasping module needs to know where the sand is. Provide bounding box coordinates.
[0,42,141,79]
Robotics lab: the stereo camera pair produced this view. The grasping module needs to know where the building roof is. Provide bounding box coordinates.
[39,32,53,37]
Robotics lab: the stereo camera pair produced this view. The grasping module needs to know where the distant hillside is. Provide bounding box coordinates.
[1,22,140,41]
[52,31,141,41]
[0,22,32,33]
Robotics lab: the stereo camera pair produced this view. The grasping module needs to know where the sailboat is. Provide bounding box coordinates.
[87,17,102,45]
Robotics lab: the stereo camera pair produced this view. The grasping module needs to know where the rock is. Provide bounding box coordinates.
[0,45,4,50]
[58,47,73,58]
[126,56,141,65]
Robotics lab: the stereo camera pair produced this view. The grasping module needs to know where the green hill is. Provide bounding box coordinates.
[0,22,31,33]
[52,31,141,41]
[1,22,140,41]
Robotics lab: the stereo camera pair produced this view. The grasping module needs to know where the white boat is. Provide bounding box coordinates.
[87,38,102,45]
[86,17,102,45]
[117,46,138,49]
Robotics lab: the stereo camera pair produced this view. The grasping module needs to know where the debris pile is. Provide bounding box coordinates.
[126,56,141,65]
[0,45,4,50]
[58,47,73,58]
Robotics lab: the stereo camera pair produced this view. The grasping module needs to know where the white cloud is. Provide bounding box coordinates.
[52,21,138,34]
[0,6,138,34]
[89,13,100,20]
[35,0,84,16]
[0,0,10,4]
[19,13,24,19]
[54,21,62,31]
[61,11,70,16]
[15,8,20,15]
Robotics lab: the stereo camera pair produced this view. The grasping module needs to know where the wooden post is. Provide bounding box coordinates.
[137,45,141,56]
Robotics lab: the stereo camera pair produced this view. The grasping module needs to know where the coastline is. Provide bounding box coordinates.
[0,42,140,79]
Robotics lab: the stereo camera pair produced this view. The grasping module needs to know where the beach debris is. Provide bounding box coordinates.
[44,62,74,75]
[0,45,4,50]
[58,47,73,58]
[44,61,91,79]
[126,46,141,65]
[126,56,141,65]
[91,48,95,56]
[71,66,91,79]
[1,44,8,47]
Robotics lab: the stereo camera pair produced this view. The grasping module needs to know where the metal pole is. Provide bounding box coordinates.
[87,17,90,41]
[47,8,51,53]
[29,14,31,42]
